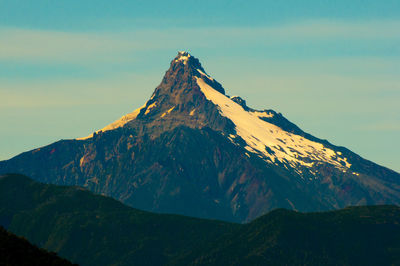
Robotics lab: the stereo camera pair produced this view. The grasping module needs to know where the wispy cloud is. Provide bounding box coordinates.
[0,19,399,64]
[0,28,143,64]
[358,121,400,132]
[0,72,155,108]
[251,19,400,39]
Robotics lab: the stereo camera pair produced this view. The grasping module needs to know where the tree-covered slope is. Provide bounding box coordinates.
[180,206,400,266]
[0,226,74,266]
[0,174,237,266]
[1,174,399,266]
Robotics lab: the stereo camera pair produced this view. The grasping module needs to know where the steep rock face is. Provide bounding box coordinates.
[1,52,399,222]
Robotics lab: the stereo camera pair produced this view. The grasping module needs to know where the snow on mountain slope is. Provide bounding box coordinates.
[77,104,146,140]
[175,51,192,65]
[196,77,352,173]
[197,69,214,81]
[2,51,400,223]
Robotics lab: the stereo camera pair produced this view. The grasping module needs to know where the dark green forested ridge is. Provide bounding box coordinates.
[0,173,237,266]
[182,205,400,265]
[0,225,75,266]
[1,173,399,266]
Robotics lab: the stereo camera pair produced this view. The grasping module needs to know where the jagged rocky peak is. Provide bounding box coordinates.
[161,51,225,95]
[169,51,205,76]
[173,51,199,66]
[77,52,230,139]
[230,96,249,110]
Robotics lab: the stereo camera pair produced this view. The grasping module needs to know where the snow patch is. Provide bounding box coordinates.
[175,51,191,65]
[161,106,175,118]
[195,77,352,171]
[197,69,214,81]
[76,104,146,140]
[145,102,157,115]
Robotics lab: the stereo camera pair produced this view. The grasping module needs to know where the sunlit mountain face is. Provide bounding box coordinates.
[1,52,399,223]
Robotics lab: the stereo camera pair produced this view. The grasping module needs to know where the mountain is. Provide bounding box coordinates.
[1,51,399,222]
[0,226,74,266]
[0,174,236,266]
[184,205,400,266]
[1,174,400,266]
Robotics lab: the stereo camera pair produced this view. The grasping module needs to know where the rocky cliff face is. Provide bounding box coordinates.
[1,51,399,222]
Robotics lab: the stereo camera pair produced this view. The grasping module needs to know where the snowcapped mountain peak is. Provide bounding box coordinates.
[165,52,225,95]
[78,52,224,140]
[174,51,193,65]
[78,52,353,175]
[172,51,205,72]
[7,51,400,223]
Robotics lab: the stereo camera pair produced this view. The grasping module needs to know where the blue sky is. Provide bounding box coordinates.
[0,0,399,172]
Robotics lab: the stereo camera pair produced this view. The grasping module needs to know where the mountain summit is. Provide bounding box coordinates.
[78,51,226,139]
[1,52,399,222]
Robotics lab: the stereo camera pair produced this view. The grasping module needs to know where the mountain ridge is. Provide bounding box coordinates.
[1,174,399,266]
[0,51,399,222]
[0,225,75,266]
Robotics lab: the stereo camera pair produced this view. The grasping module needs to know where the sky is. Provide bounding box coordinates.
[0,0,399,172]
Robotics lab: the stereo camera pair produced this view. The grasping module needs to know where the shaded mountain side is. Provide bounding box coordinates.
[0,174,238,266]
[1,174,400,266]
[0,51,399,223]
[179,205,400,266]
[0,226,74,266]
[1,124,399,223]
